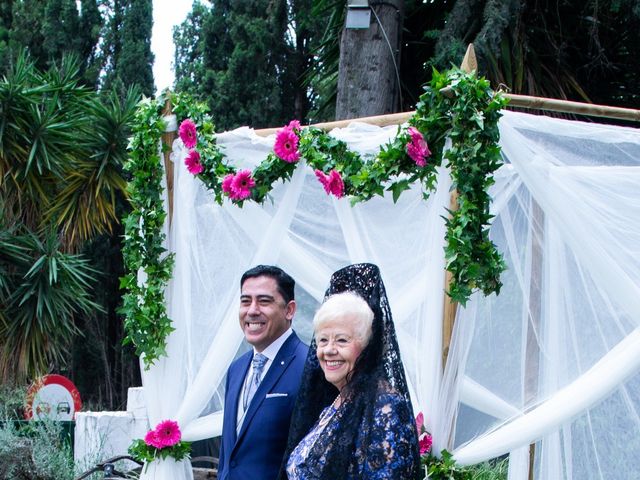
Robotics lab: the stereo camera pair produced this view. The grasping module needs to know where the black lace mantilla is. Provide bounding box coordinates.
[279,263,421,480]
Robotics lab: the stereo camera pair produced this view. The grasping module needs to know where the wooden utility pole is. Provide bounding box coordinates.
[335,1,404,120]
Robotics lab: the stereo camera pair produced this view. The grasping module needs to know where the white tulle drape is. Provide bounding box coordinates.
[140,111,640,479]
[446,111,640,479]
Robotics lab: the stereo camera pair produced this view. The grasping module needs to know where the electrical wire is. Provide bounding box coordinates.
[369,3,403,110]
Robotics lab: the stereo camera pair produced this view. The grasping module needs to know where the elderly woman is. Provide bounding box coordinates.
[281,263,420,480]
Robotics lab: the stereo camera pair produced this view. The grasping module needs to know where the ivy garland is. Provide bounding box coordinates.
[121,98,175,368]
[121,68,508,367]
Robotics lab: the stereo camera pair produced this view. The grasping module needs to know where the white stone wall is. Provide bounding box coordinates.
[74,387,148,472]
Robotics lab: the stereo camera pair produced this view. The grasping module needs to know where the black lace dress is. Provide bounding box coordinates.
[286,382,418,479]
[279,263,421,480]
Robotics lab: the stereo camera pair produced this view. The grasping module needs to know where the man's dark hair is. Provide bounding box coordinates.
[240,265,295,303]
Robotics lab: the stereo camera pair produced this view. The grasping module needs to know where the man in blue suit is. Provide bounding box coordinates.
[218,265,309,480]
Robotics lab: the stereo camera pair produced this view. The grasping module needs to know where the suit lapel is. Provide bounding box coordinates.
[227,353,252,445]
[235,333,300,445]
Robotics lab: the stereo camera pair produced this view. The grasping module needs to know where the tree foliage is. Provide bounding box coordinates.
[174,0,640,128]
[3,0,103,86]
[102,0,155,96]
[433,0,640,107]
[1,0,154,94]
[173,0,322,130]
[0,54,138,382]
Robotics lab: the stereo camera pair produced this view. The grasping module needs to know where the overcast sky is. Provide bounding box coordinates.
[151,0,195,93]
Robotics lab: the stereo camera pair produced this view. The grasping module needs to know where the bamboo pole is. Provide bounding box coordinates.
[525,200,545,480]
[161,98,176,227]
[505,93,640,122]
[441,44,477,376]
[254,73,640,138]
[254,111,413,137]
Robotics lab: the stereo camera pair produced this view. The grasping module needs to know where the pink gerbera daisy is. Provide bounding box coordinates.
[179,119,198,149]
[144,429,163,449]
[326,170,345,197]
[221,173,235,196]
[315,169,344,198]
[274,127,300,163]
[406,127,431,167]
[185,149,204,175]
[287,119,301,131]
[154,420,181,448]
[230,170,255,200]
[419,432,433,455]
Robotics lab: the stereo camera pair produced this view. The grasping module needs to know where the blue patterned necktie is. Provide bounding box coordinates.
[243,352,268,410]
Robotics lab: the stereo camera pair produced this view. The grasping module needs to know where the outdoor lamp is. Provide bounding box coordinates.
[346,0,371,29]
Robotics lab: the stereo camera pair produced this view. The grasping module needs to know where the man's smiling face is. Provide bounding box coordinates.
[239,275,295,352]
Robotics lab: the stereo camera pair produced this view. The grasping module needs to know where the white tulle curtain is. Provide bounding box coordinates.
[139,111,640,480]
[446,111,640,479]
[139,122,450,479]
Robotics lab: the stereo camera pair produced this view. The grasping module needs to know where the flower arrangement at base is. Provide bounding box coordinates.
[129,420,192,466]
[416,413,507,480]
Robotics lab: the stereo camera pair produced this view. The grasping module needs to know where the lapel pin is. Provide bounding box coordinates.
[280,361,284,365]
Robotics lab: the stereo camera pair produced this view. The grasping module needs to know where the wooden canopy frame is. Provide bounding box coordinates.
[158,44,639,479]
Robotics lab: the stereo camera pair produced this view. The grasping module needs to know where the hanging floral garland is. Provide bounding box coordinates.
[121,68,508,368]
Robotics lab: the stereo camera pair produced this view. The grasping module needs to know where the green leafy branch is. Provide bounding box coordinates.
[422,450,508,480]
[415,69,508,305]
[120,97,175,369]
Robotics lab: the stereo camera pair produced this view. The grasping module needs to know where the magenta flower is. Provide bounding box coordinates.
[230,170,255,200]
[415,412,425,433]
[406,126,431,167]
[222,173,235,196]
[144,430,163,449]
[315,169,345,198]
[274,127,300,163]
[287,120,301,131]
[154,420,182,448]
[185,149,204,175]
[179,119,198,149]
[415,412,432,455]
[419,432,433,455]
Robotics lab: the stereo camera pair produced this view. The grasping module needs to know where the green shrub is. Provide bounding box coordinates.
[0,419,75,480]
[0,385,75,480]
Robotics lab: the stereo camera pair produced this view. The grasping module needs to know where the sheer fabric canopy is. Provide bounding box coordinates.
[139,111,640,479]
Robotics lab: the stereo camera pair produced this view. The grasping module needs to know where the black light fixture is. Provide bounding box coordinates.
[346,0,371,29]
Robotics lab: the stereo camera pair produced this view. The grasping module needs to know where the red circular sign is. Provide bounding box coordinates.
[24,374,82,420]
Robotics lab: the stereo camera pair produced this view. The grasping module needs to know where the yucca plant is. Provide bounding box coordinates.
[0,229,102,380]
[0,52,139,382]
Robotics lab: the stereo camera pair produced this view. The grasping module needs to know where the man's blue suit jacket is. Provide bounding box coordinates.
[217,331,308,480]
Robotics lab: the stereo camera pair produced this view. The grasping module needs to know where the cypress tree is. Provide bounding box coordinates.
[8,0,47,70]
[0,0,12,70]
[78,0,103,88]
[117,0,154,96]
[173,0,208,95]
[42,0,80,61]
[4,0,102,84]
[101,0,155,97]
[174,0,320,131]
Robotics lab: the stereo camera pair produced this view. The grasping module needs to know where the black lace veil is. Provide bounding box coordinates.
[279,263,421,479]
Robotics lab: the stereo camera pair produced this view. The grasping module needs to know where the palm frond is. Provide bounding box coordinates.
[0,231,101,382]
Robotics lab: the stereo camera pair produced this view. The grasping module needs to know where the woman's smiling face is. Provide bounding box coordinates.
[315,315,364,391]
